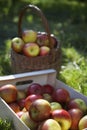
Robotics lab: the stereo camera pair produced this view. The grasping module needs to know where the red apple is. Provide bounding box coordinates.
[67,98,87,115]
[29,99,51,122]
[25,94,42,111]
[52,88,70,105]
[50,102,62,111]
[37,33,49,47]
[0,84,18,103]
[17,98,25,110]
[51,109,72,130]
[27,83,42,96]
[23,43,40,57]
[11,37,24,53]
[20,111,38,129]
[50,34,58,48]
[68,108,83,130]
[42,84,54,94]
[78,115,87,130]
[39,46,50,56]
[42,93,53,102]
[8,102,20,113]
[38,119,61,130]
[22,29,37,43]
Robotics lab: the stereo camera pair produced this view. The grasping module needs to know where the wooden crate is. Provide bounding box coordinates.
[0,69,87,130]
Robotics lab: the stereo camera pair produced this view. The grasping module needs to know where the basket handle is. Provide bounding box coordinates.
[18,4,53,49]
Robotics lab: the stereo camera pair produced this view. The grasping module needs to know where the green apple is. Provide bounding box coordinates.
[50,102,62,111]
[23,43,40,57]
[11,37,24,53]
[42,93,53,102]
[20,111,38,130]
[22,30,37,43]
[78,115,87,130]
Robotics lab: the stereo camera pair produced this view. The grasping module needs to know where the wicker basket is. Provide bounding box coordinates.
[11,4,62,74]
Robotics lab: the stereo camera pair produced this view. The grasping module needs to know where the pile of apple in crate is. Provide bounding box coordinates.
[0,72,87,130]
[11,30,57,57]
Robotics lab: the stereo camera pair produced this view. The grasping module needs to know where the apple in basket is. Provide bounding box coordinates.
[37,33,50,47]
[20,111,38,130]
[67,98,87,115]
[78,115,87,130]
[50,102,62,111]
[50,34,58,48]
[17,89,27,100]
[37,32,58,48]
[51,109,72,130]
[11,37,24,53]
[39,46,50,56]
[26,83,42,96]
[0,84,18,103]
[42,93,53,102]
[42,84,54,95]
[52,88,70,105]
[24,94,42,111]
[38,119,61,130]
[68,108,83,130]
[29,99,51,122]
[23,43,40,57]
[22,29,37,43]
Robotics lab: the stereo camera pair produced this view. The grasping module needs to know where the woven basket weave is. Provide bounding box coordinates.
[11,4,62,74]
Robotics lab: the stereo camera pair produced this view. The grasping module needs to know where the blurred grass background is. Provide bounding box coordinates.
[0,0,87,95]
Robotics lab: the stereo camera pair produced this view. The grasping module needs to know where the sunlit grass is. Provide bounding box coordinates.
[59,47,87,96]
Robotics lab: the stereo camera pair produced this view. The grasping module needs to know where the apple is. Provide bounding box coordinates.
[29,99,51,122]
[42,93,53,102]
[42,84,54,95]
[27,83,42,96]
[37,33,49,47]
[17,98,25,110]
[16,111,24,118]
[25,94,42,111]
[78,115,87,130]
[38,119,61,130]
[52,88,70,105]
[17,89,26,100]
[37,32,58,48]
[20,111,38,130]
[8,102,20,113]
[50,34,58,48]
[51,109,72,130]
[23,43,40,57]
[0,84,18,103]
[22,29,37,43]
[11,37,24,53]
[67,98,87,115]
[50,102,62,111]
[39,46,50,56]
[68,108,83,130]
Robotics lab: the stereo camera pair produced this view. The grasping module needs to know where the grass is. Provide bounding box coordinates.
[0,0,87,96]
